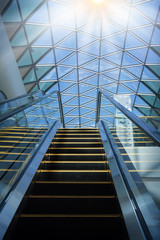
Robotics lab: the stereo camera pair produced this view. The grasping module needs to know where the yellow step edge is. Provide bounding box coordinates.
[48,147,104,150]
[0,152,29,155]
[41,161,108,164]
[37,170,110,173]
[28,195,116,199]
[34,181,112,184]
[0,169,18,172]
[55,134,100,136]
[45,153,106,156]
[51,142,103,144]
[0,136,41,139]
[0,160,24,162]
[0,140,39,144]
[53,138,102,140]
[20,214,121,218]
[0,146,33,149]
[0,132,44,135]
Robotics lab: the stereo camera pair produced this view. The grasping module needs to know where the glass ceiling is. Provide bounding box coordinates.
[2,0,160,128]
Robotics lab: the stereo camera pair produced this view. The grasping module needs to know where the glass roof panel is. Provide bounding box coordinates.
[2,0,160,128]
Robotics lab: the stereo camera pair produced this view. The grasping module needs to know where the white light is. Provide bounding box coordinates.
[93,0,104,4]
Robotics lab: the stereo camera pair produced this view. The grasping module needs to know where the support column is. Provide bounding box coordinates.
[0,15,26,99]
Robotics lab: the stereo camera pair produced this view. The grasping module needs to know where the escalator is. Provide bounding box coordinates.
[4,128,129,239]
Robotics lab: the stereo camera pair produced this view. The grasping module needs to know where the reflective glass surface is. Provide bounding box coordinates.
[2,0,160,128]
[0,92,60,204]
[100,97,160,212]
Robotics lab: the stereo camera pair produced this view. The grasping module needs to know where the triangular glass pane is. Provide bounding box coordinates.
[80,84,93,94]
[79,69,95,80]
[2,0,21,22]
[141,67,158,80]
[141,95,156,106]
[103,52,122,65]
[13,46,27,60]
[63,107,75,115]
[30,84,38,92]
[36,66,52,79]
[56,12,75,29]
[81,76,98,86]
[108,6,129,27]
[122,53,139,66]
[83,101,96,109]
[23,69,36,83]
[48,1,71,23]
[58,34,76,49]
[146,49,160,64]
[101,41,119,56]
[136,0,159,21]
[99,75,114,86]
[81,20,101,37]
[100,60,116,72]
[125,33,145,49]
[5,23,21,39]
[102,19,123,37]
[107,32,125,48]
[38,50,55,64]
[66,97,78,106]
[52,27,73,44]
[61,95,74,104]
[60,82,73,93]
[62,70,77,81]
[60,54,77,66]
[80,97,92,105]
[135,96,148,106]
[122,81,139,92]
[125,66,143,78]
[39,82,53,91]
[64,84,78,94]
[136,107,151,116]
[31,47,50,63]
[78,53,95,65]
[18,50,32,66]
[147,65,160,77]
[11,27,27,46]
[118,84,132,94]
[55,48,73,62]
[57,66,74,78]
[77,33,96,48]
[83,89,97,98]
[42,68,57,80]
[127,47,148,62]
[25,83,35,92]
[27,3,49,23]
[153,46,160,55]
[20,66,31,78]
[131,25,153,44]
[83,60,99,72]
[144,81,160,94]
[138,82,153,94]
[19,0,43,20]
[101,83,117,94]
[33,29,52,46]
[103,69,120,80]
[128,8,151,28]
[120,69,136,81]
[25,24,46,43]
[66,108,79,116]
[82,41,100,56]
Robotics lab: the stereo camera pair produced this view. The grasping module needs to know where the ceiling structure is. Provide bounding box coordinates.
[1,0,160,128]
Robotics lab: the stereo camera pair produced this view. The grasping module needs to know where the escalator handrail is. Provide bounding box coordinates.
[97,90,160,146]
[0,90,65,127]
[0,90,44,105]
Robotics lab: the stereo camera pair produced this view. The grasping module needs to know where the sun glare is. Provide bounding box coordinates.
[93,0,104,4]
